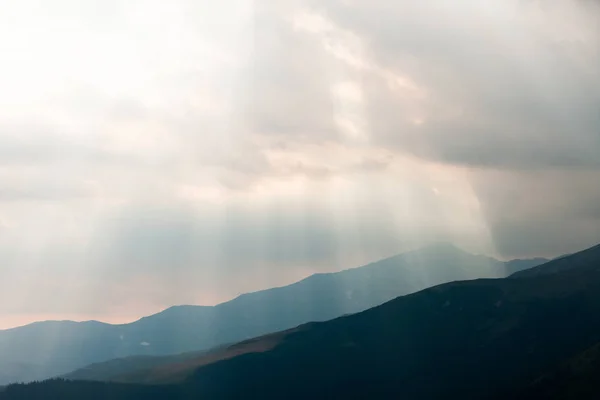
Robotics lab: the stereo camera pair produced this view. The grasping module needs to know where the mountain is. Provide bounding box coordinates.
[503,257,550,275]
[511,243,600,278]
[515,341,600,399]
[63,327,305,384]
[62,350,212,384]
[2,242,600,399]
[66,329,297,385]
[0,243,545,386]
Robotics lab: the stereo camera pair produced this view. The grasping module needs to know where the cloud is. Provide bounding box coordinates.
[0,162,493,319]
[470,168,600,258]
[301,0,600,169]
[0,0,598,326]
[240,4,339,141]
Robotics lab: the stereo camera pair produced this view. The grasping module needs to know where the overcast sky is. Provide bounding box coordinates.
[0,0,598,329]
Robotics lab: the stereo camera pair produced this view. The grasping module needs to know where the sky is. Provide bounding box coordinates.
[0,0,599,329]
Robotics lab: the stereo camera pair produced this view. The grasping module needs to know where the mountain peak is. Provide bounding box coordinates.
[0,240,547,386]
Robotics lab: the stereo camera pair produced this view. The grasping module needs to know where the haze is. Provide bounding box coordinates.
[0,0,599,329]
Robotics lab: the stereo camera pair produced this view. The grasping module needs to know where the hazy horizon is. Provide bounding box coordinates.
[0,0,599,330]
[0,241,558,330]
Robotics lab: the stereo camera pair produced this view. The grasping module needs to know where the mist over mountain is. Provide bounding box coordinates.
[0,244,544,385]
[1,242,598,399]
[0,0,598,398]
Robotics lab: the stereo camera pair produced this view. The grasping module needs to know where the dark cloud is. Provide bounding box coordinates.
[307,0,600,169]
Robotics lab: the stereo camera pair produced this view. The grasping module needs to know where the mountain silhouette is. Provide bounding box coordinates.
[0,244,544,385]
[511,243,600,278]
[1,242,598,399]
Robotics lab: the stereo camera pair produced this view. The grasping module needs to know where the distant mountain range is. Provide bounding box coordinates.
[1,242,599,399]
[0,243,546,385]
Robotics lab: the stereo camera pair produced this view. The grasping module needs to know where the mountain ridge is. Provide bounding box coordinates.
[0,243,543,333]
[0,243,547,385]
[3,241,599,399]
[511,242,600,278]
